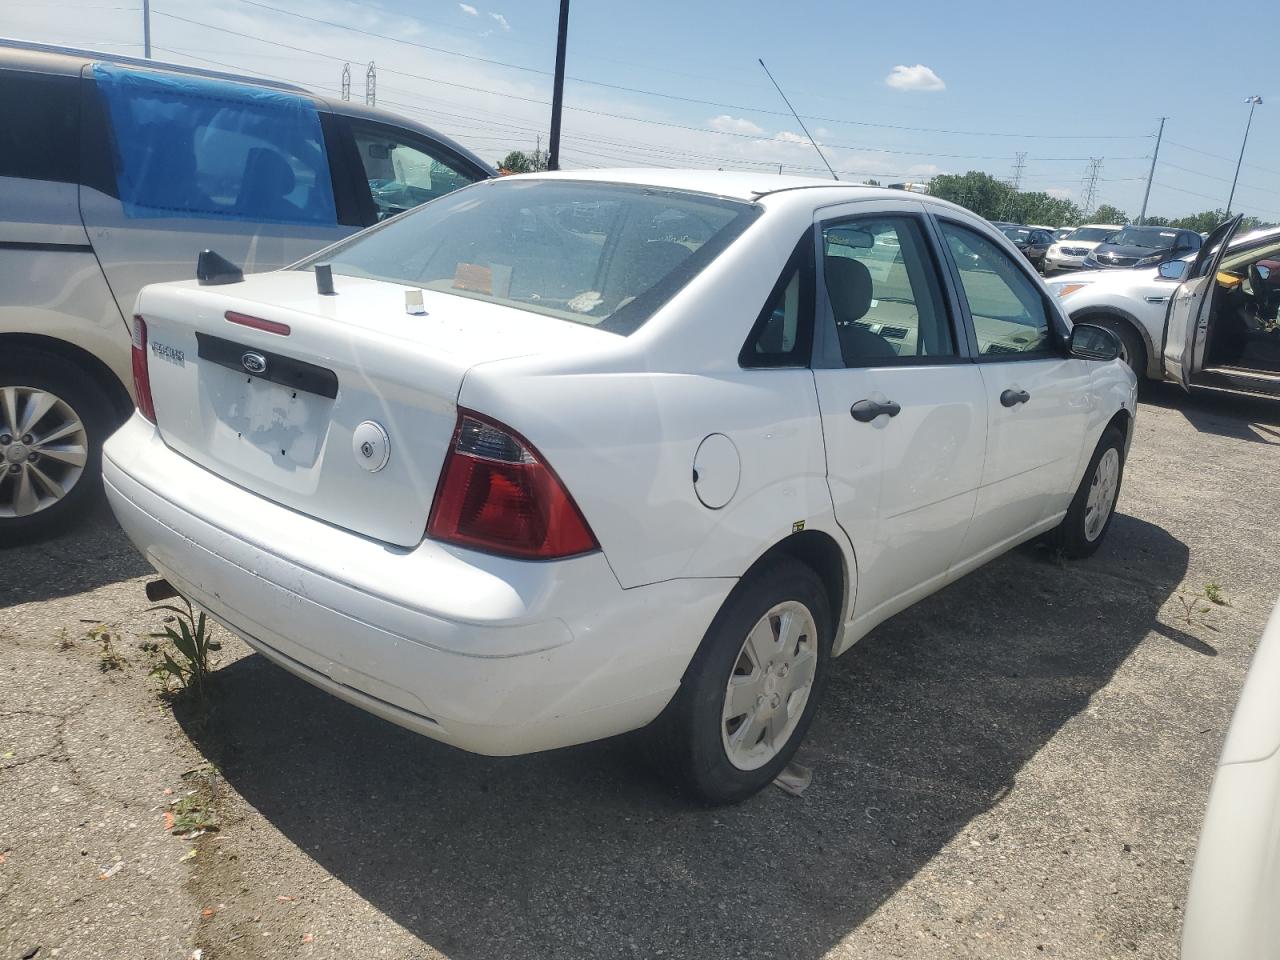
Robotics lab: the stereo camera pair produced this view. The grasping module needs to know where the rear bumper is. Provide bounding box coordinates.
[103,414,733,755]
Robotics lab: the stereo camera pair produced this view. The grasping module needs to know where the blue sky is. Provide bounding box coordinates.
[6,0,1279,221]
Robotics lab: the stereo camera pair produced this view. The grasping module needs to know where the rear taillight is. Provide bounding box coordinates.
[131,315,156,423]
[427,412,598,560]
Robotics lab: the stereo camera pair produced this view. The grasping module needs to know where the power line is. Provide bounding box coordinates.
[153,3,1150,142]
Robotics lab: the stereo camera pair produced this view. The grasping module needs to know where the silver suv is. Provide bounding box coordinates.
[0,39,491,541]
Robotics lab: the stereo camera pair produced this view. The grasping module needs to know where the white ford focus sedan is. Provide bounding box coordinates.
[104,171,1136,803]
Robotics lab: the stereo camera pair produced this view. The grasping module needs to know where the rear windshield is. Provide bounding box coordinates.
[312,179,760,334]
[1065,227,1115,242]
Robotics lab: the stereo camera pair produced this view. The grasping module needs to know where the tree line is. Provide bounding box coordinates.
[926,170,1275,232]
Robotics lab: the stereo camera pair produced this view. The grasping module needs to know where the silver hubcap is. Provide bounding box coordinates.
[721,601,818,771]
[1083,447,1120,542]
[0,385,88,519]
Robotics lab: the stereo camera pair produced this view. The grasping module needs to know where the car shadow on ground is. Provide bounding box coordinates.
[0,498,151,608]
[1139,381,1280,445]
[185,514,1187,960]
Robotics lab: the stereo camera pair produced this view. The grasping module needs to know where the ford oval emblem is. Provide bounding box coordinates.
[241,351,268,375]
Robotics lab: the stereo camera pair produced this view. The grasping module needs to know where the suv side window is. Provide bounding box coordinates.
[91,65,337,225]
[939,220,1056,357]
[0,69,79,183]
[348,120,482,221]
[821,214,956,366]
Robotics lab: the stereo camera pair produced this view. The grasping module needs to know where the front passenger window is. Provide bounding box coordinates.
[821,216,955,366]
[349,121,479,221]
[940,221,1055,357]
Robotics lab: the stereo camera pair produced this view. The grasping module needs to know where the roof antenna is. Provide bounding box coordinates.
[758,58,838,181]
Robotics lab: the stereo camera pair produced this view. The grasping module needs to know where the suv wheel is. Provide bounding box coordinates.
[0,350,118,544]
[1080,315,1147,379]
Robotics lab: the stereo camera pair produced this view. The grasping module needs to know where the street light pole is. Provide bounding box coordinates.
[1226,95,1263,216]
[142,0,151,58]
[547,0,570,171]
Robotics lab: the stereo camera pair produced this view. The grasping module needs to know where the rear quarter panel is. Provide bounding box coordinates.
[457,197,846,592]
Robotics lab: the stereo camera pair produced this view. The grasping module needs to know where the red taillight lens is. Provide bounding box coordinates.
[427,412,598,560]
[130,315,156,423]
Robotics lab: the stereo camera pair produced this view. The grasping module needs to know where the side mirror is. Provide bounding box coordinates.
[1158,260,1189,281]
[1069,323,1122,361]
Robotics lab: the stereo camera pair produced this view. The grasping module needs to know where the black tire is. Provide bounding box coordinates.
[0,348,121,546]
[1079,315,1146,379]
[642,556,833,805]
[1050,426,1126,559]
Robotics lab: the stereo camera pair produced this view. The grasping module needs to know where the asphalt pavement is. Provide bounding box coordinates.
[2,381,1278,960]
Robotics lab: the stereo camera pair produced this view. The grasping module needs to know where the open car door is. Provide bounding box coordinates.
[1162,215,1243,389]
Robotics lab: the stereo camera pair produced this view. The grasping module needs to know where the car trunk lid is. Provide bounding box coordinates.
[136,270,608,546]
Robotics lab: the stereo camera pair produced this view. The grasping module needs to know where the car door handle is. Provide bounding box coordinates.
[1000,388,1030,407]
[850,398,901,422]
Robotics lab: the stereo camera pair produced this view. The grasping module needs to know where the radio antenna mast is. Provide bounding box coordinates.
[758,58,837,181]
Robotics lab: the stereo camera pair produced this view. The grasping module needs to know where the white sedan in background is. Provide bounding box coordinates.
[104,171,1136,803]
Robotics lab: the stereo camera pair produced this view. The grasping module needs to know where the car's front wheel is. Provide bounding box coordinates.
[644,556,833,804]
[0,349,118,544]
[1051,425,1126,558]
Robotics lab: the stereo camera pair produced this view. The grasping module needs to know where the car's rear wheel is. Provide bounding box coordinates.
[643,556,832,804]
[1050,425,1126,559]
[0,350,117,545]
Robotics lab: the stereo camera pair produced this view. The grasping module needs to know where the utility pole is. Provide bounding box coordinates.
[1137,117,1166,225]
[1227,96,1263,216]
[365,61,376,106]
[547,0,570,171]
[142,0,151,58]
[341,63,351,101]
[1080,158,1103,217]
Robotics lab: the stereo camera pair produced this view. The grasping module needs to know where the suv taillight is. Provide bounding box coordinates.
[131,315,156,423]
[427,411,598,560]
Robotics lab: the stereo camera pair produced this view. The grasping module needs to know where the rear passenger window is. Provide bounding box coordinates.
[349,120,481,221]
[91,64,336,225]
[741,234,815,367]
[821,215,955,366]
[0,69,79,183]
[940,221,1055,357]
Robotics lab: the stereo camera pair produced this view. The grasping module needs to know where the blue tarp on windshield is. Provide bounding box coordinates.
[92,64,336,225]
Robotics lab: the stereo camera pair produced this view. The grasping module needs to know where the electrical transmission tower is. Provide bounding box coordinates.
[1007,151,1027,191]
[341,63,350,101]
[1002,151,1027,219]
[1080,158,1103,216]
[365,61,376,106]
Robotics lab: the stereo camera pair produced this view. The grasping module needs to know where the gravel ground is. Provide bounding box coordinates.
[2,382,1278,960]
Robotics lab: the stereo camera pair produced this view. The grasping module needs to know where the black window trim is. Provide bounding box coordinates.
[738,228,817,369]
[317,112,367,228]
[815,209,973,370]
[930,212,1070,364]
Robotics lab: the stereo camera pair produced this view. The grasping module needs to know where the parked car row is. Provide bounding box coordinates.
[1051,216,1280,399]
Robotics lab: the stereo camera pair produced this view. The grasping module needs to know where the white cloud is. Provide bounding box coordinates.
[774,131,809,144]
[709,115,764,136]
[489,11,510,30]
[458,3,477,15]
[884,64,946,92]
